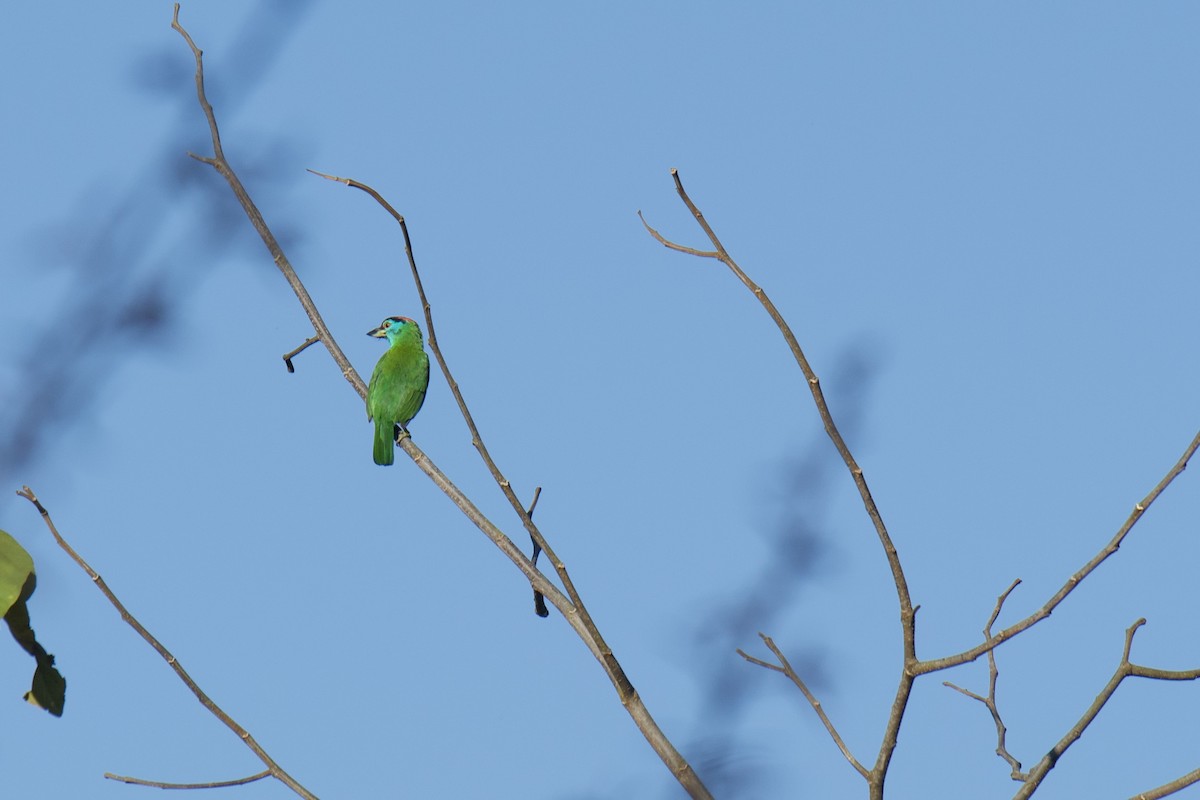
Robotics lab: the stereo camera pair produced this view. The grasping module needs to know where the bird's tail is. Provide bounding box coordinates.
[373,420,395,466]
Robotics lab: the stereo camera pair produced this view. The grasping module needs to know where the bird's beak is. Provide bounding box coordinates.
[367,326,387,338]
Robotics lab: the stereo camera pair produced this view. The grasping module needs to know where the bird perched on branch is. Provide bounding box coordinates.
[366,316,430,466]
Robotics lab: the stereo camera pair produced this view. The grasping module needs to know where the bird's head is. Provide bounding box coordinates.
[367,316,421,343]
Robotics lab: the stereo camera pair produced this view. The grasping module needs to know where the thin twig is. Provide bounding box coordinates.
[17,487,316,800]
[526,486,543,516]
[738,634,868,779]
[104,769,272,789]
[282,335,320,373]
[526,487,549,617]
[942,580,1025,780]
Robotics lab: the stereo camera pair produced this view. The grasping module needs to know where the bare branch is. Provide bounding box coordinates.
[988,579,1022,631]
[740,634,869,780]
[637,210,718,257]
[17,487,316,800]
[735,648,784,673]
[647,169,912,795]
[943,580,1026,780]
[919,429,1200,675]
[1130,768,1200,800]
[648,169,907,606]
[104,769,272,789]
[525,487,550,618]
[171,6,361,396]
[645,167,911,623]
[1015,620,1200,799]
[282,335,320,373]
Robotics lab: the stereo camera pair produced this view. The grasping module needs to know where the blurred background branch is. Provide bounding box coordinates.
[0,0,314,497]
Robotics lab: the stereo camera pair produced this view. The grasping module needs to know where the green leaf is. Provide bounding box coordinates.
[0,530,34,619]
[25,654,67,717]
[0,530,66,716]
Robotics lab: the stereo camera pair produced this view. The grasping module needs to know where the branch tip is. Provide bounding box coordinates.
[306,168,347,185]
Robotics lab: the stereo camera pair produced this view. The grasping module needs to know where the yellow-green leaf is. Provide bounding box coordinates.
[0,530,34,619]
[0,531,65,716]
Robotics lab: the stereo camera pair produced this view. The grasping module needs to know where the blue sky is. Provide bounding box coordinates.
[2,3,1198,798]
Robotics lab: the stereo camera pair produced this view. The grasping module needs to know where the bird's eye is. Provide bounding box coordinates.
[384,321,391,328]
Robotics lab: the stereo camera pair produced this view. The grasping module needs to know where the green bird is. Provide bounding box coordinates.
[366,316,430,466]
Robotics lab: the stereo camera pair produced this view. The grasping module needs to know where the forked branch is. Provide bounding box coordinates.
[641,169,911,627]
[1014,620,1200,799]
[738,634,868,779]
[643,169,913,797]
[942,580,1026,780]
[918,429,1200,675]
